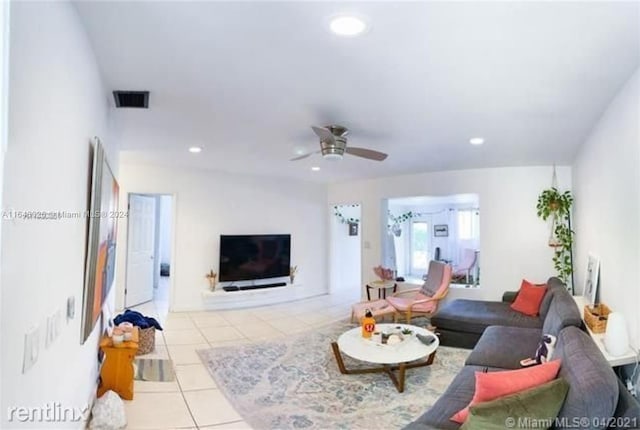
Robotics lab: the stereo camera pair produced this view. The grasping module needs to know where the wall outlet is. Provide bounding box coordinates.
[22,326,40,373]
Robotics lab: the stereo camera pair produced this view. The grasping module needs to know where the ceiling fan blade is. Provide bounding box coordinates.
[345,147,388,161]
[290,150,320,161]
[311,126,336,144]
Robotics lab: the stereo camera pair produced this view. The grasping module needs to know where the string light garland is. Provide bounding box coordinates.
[333,205,360,224]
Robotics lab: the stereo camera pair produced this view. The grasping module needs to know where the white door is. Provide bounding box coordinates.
[125,194,157,307]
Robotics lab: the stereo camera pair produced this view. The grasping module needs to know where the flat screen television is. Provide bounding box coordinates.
[219,234,291,282]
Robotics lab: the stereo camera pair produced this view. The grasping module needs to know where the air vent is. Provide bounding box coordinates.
[113,91,149,108]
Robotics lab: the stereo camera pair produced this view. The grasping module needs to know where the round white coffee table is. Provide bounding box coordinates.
[330,323,439,392]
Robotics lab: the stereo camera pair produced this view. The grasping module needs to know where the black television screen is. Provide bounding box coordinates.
[219,235,291,282]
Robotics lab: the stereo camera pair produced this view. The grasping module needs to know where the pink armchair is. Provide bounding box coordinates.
[452,248,478,283]
[387,261,452,323]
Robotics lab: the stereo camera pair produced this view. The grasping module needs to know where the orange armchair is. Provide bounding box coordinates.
[387,261,452,323]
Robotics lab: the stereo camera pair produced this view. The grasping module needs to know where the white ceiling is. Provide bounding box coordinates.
[73,1,640,183]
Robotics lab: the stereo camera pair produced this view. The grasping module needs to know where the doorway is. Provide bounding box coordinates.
[329,204,362,301]
[385,194,480,286]
[125,193,174,318]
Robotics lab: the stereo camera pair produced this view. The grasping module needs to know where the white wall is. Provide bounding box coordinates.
[115,163,328,311]
[329,204,361,294]
[328,166,572,301]
[573,68,640,348]
[2,2,114,428]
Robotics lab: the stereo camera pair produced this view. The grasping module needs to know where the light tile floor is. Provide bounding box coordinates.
[126,282,359,430]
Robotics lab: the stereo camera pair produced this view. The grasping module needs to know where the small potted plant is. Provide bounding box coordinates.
[289,265,298,284]
[205,270,217,291]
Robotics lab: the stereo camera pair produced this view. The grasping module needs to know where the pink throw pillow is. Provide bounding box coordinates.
[450,359,562,423]
[511,279,547,316]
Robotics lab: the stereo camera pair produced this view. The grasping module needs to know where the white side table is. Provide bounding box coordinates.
[573,296,637,367]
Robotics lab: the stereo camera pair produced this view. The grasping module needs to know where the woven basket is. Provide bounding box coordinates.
[583,303,611,334]
[136,327,156,355]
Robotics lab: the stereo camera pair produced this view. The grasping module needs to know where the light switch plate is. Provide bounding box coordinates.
[22,326,40,373]
[45,314,55,348]
[45,309,64,348]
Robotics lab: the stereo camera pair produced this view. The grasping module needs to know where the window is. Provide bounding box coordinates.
[457,210,480,240]
[411,221,429,273]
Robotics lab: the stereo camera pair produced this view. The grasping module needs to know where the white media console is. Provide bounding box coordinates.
[200,283,327,310]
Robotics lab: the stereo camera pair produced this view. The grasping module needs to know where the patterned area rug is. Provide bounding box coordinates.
[198,319,469,430]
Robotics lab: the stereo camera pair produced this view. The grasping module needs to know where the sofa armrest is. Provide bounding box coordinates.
[502,291,519,303]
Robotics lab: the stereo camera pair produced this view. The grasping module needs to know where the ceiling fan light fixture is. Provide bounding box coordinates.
[323,153,343,161]
[329,15,367,36]
[311,166,321,171]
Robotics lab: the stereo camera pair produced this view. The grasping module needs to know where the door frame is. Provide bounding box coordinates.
[123,192,178,310]
[328,202,363,295]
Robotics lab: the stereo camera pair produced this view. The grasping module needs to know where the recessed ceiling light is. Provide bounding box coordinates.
[188,146,202,153]
[311,166,321,171]
[329,16,367,36]
[469,137,485,146]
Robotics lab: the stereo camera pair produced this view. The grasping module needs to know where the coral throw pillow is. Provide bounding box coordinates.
[511,279,547,316]
[450,359,562,424]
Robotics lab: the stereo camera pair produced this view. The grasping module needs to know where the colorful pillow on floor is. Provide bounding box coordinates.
[451,360,562,423]
[459,378,569,430]
[510,279,547,316]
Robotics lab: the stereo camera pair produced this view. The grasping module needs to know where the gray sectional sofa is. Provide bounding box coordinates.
[404,277,640,429]
[430,277,580,348]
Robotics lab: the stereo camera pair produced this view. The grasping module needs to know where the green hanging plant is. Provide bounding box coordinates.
[536,187,574,284]
[333,205,360,225]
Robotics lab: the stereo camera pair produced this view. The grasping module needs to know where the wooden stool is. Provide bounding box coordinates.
[97,327,139,400]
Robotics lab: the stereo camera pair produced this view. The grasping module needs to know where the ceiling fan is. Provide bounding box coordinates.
[290,125,388,162]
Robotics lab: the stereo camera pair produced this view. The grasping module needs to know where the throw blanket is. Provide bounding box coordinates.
[114,309,163,330]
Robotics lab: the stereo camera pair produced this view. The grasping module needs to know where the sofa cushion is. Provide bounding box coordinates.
[460,378,569,430]
[451,360,562,423]
[432,300,542,335]
[465,326,542,369]
[542,286,581,336]
[554,327,619,429]
[405,365,503,430]
[510,280,547,316]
